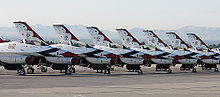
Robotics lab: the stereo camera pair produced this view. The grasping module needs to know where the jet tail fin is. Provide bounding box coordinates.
[87,27,112,47]
[53,25,79,44]
[186,33,211,50]
[143,30,168,48]
[116,28,142,48]
[166,32,190,49]
[13,21,50,45]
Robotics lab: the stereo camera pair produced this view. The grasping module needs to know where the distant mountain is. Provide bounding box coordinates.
[129,26,220,45]
[0,25,219,45]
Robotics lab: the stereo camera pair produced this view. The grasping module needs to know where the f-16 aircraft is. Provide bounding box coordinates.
[13,22,82,75]
[0,35,78,75]
[116,29,201,73]
[52,24,120,74]
[185,33,220,71]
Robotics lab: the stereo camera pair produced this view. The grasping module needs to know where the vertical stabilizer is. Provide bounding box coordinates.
[87,27,112,46]
[14,21,45,42]
[143,30,168,48]
[53,25,79,44]
[166,32,190,49]
[186,33,210,50]
[116,29,142,48]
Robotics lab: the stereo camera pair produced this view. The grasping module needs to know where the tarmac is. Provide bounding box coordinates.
[0,65,220,97]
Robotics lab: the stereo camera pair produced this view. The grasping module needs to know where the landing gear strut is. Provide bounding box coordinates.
[167,69,172,74]
[214,68,219,72]
[39,66,47,72]
[27,65,34,74]
[65,65,75,75]
[192,68,197,73]
[104,65,111,74]
[137,69,143,75]
[65,69,72,75]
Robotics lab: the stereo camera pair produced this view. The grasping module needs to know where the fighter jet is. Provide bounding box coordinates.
[185,33,220,71]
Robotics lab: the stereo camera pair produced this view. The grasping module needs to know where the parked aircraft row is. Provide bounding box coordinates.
[0,21,219,75]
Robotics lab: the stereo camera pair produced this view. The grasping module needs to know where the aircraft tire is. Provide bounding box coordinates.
[17,68,26,75]
[167,69,172,74]
[214,68,219,72]
[192,68,197,73]
[41,67,47,72]
[104,68,110,74]
[137,69,143,75]
[27,68,34,74]
[65,69,72,75]
[97,69,103,73]
[72,68,76,73]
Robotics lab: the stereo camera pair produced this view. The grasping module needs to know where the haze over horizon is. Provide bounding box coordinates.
[0,0,219,31]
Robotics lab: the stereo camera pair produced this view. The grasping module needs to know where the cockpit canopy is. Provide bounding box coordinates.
[71,41,87,47]
[109,43,123,48]
[22,39,48,46]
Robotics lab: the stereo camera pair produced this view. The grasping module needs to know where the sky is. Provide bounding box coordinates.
[0,0,220,31]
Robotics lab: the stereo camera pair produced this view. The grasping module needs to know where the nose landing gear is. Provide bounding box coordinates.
[104,65,111,74]
[65,65,76,75]
[17,68,26,75]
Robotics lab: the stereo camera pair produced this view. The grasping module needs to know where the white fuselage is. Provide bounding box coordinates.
[162,48,199,64]
[189,49,220,64]
[94,46,173,65]
[0,41,74,65]
[50,44,115,65]
[130,48,174,64]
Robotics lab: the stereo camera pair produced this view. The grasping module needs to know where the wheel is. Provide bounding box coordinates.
[104,68,110,74]
[60,69,65,73]
[27,68,34,74]
[192,68,197,73]
[72,68,76,73]
[214,68,219,72]
[17,68,26,75]
[65,69,72,75]
[180,68,185,71]
[202,66,206,70]
[128,70,134,72]
[41,67,47,72]
[137,69,143,75]
[167,69,172,74]
[96,69,103,73]
[156,68,160,71]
